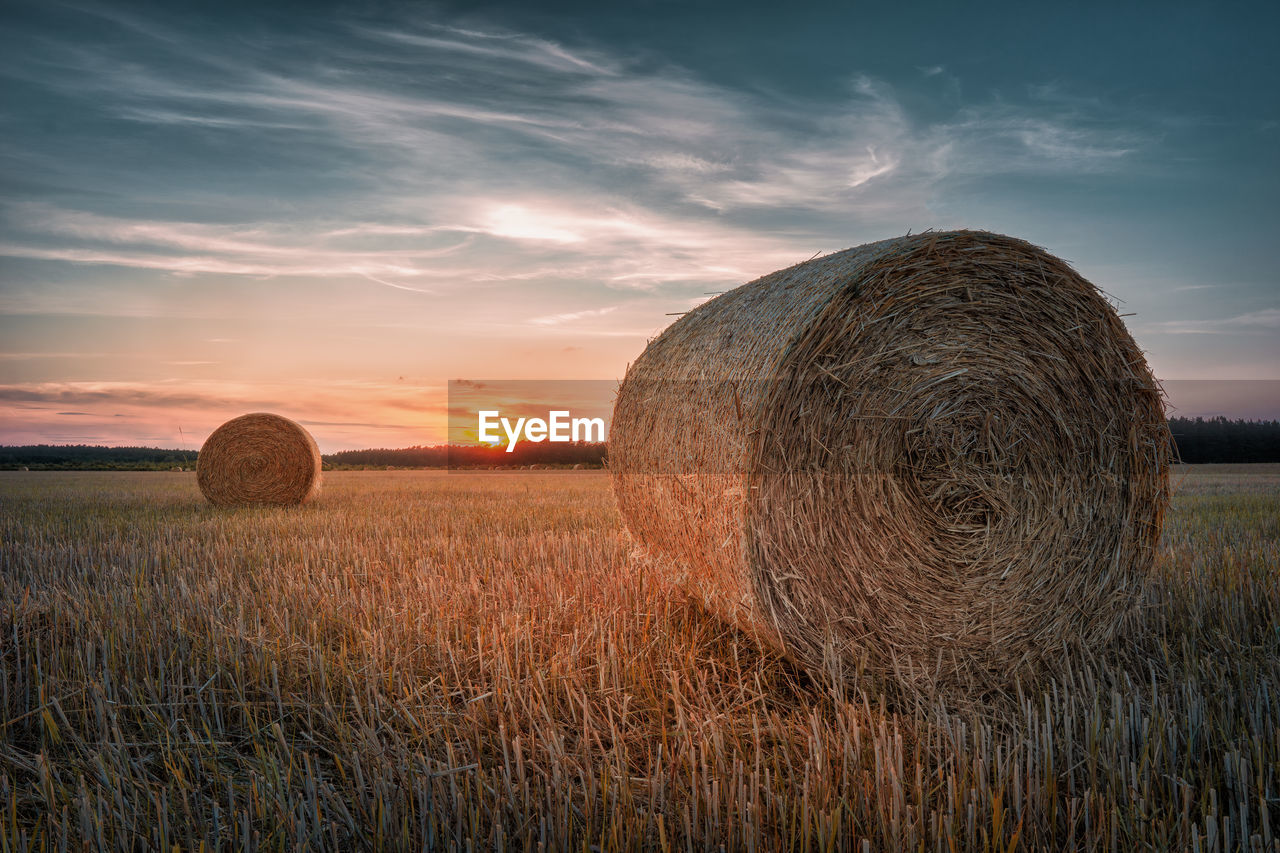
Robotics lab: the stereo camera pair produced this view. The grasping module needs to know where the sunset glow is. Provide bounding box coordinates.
[1,2,1277,451]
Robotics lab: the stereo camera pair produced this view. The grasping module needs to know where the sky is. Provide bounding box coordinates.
[0,0,1276,451]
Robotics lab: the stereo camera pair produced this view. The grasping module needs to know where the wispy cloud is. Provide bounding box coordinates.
[530,306,618,326]
[362,25,617,77]
[0,15,1152,296]
[1,204,476,281]
[1148,308,1280,335]
[0,380,449,450]
[2,4,1221,447]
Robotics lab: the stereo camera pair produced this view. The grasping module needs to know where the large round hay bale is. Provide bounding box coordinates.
[197,413,321,506]
[611,231,1171,696]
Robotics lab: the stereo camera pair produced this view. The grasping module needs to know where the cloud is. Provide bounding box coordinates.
[361,24,617,77]
[0,383,260,409]
[0,197,814,296]
[0,379,438,412]
[484,206,586,244]
[0,14,1154,300]
[0,380,451,450]
[530,306,618,326]
[1148,308,1280,335]
[0,5,1207,448]
[0,204,476,281]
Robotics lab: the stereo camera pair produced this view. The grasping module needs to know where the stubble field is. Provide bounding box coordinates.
[1,466,1277,851]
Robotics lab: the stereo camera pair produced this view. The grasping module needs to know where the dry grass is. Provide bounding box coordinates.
[197,413,322,506]
[1,467,1277,851]
[612,232,1170,697]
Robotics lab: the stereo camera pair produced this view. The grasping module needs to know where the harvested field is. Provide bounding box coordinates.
[0,467,1277,850]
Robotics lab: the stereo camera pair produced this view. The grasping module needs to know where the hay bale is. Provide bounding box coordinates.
[572,463,584,470]
[19,466,28,472]
[171,466,183,472]
[611,231,1171,695]
[197,413,321,506]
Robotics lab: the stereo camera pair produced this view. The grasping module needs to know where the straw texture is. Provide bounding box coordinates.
[611,231,1171,696]
[197,413,322,506]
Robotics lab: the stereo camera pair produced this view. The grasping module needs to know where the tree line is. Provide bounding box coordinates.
[0,444,199,470]
[1167,416,1280,464]
[1,417,1276,469]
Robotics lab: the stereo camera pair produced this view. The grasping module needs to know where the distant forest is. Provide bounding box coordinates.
[0,444,200,471]
[1,417,1277,469]
[1167,417,1280,464]
[0,441,608,470]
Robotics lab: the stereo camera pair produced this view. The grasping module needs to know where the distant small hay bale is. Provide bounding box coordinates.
[611,231,1172,697]
[197,413,321,506]
[171,466,184,472]
[572,463,584,470]
[19,466,29,472]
